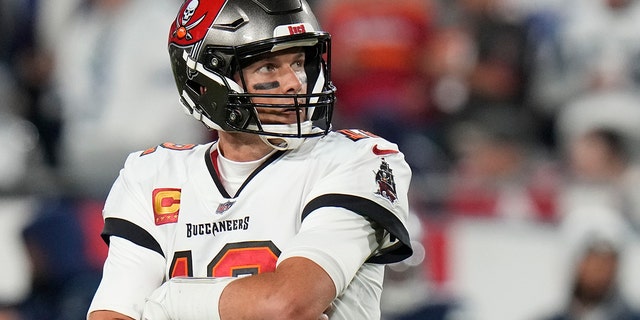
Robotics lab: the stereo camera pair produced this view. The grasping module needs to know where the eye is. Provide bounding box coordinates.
[256,63,277,74]
[292,58,305,69]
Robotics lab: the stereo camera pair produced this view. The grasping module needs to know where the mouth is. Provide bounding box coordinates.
[258,108,303,125]
[282,107,299,114]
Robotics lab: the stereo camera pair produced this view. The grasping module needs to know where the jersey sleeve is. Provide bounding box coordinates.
[89,148,176,317]
[87,236,165,318]
[277,206,378,296]
[302,130,413,264]
[100,150,170,257]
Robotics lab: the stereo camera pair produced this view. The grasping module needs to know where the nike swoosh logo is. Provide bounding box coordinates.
[372,144,399,156]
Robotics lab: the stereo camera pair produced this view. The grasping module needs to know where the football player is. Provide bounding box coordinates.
[87,0,413,319]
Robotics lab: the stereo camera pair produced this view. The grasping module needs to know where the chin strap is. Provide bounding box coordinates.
[258,121,320,150]
[260,135,307,150]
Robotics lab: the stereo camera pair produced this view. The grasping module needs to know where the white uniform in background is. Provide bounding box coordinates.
[52,0,208,197]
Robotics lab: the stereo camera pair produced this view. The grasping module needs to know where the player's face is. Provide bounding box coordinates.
[237,48,308,125]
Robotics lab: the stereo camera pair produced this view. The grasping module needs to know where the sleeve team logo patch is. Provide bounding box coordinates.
[374,158,397,204]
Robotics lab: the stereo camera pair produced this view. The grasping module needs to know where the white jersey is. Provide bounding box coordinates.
[88,129,412,319]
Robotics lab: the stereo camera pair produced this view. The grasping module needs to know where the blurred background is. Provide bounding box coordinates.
[1,0,640,319]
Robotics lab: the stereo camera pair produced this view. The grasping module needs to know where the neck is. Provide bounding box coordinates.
[217,131,273,162]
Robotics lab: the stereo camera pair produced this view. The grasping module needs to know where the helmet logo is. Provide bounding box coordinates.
[169,0,224,46]
[182,0,199,25]
[173,0,205,41]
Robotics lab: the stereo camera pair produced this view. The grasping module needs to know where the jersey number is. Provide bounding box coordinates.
[337,129,379,141]
[169,241,281,278]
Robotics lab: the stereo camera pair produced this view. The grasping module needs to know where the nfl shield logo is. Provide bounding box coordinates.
[216,200,235,215]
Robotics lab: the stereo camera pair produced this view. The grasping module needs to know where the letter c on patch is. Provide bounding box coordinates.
[153,188,181,225]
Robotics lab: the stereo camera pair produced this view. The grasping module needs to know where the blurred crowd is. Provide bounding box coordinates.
[2,0,640,319]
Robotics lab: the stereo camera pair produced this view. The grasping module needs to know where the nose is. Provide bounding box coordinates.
[279,65,305,94]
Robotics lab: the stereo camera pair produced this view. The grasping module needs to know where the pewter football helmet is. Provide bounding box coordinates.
[168,0,335,149]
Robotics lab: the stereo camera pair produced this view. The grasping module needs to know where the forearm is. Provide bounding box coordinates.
[219,257,335,320]
[142,257,335,320]
[88,310,135,320]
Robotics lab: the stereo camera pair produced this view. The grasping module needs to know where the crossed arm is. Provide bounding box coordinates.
[89,206,379,320]
[88,256,335,320]
[220,256,335,319]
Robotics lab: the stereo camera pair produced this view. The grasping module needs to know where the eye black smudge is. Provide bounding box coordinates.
[253,81,280,90]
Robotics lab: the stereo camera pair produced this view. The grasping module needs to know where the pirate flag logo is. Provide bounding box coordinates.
[374,158,397,203]
[169,0,224,47]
